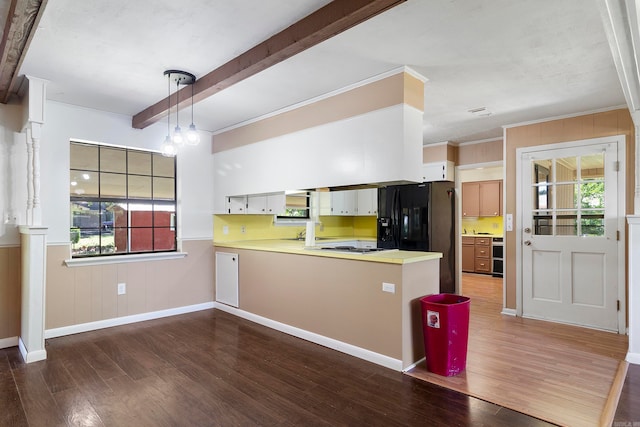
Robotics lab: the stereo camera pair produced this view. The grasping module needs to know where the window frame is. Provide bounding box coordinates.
[69,141,178,258]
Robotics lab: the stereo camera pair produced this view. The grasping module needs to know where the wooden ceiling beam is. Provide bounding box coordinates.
[132,0,406,129]
[0,0,47,103]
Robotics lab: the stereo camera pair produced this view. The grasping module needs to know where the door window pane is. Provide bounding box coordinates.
[556,157,577,182]
[581,153,604,181]
[581,210,604,236]
[556,211,577,236]
[533,211,553,236]
[556,184,577,210]
[580,182,604,209]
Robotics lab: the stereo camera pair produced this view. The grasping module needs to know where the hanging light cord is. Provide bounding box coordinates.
[167,72,171,137]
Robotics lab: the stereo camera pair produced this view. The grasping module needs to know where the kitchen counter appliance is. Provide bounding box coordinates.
[377,182,455,293]
[492,237,503,278]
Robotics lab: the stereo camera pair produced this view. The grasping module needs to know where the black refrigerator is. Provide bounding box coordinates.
[377,182,456,294]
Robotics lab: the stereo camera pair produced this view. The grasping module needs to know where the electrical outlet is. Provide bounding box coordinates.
[223,225,229,235]
[241,225,246,233]
[382,282,395,293]
[117,283,126,295]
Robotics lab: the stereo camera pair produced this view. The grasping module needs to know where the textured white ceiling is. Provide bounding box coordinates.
[17,0,626,144]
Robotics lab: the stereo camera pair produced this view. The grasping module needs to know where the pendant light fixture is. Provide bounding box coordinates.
[161,69,199,157]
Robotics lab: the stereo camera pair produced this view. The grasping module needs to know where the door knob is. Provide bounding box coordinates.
[524,240,532,246]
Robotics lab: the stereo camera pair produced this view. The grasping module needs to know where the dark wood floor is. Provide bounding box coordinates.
[0,309,556,426]
[614,363,640,424]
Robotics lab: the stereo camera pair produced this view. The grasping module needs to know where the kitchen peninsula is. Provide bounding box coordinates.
[213,239,442,371]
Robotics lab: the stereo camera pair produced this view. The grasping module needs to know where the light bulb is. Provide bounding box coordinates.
[161,136,176,157]
[172,126,184,145]
[186,123,200,145]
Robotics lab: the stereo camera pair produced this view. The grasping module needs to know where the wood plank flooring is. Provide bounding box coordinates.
[614,362,640,424]
[0,307,556,426]
[406,273,629,427]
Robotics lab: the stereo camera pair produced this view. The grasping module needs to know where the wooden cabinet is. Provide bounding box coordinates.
[356,188,377,216]
[462,236,492,274]
[474,237,491,273]
[462,236,475,272]
[462,180,502,217]
[462,182,480,217]
[479,180,501,217]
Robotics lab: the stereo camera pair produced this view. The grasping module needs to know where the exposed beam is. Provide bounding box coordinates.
[132,0,406,129]
[0,0,46,103]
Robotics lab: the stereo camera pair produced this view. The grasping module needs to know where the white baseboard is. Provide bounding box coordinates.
[402,357,425,372]
[213,302,403,371]
[626,352,640,365]
[501,308,517,316]
[18,337,47,363]
[45,302,215,339]
[0,336,18,349]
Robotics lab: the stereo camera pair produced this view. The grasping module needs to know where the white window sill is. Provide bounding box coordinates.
[64,251,187,267]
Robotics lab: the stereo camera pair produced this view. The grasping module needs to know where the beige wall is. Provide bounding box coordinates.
[213,71,425,153]
[223,247,439,365]
[46,240,214,330]
[458,139,503,165]
[422,143,458,163]
[0,246,21,341]
[504,108,634,309]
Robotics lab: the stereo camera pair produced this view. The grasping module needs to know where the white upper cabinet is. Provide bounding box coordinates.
[246,193,285,215]
[318,190,357,216]
[356,188,378,216]
[422,161,455,182]
[214,105,423,198]
[227,196,247,214]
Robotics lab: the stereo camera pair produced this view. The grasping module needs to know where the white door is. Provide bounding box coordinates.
[215,252,239,307]
[520,140,620,331]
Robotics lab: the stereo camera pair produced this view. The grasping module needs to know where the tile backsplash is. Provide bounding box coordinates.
[213,215,377,242]
[461,216,504,235]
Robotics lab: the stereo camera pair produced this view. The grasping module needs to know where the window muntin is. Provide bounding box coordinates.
[70,142,177,257]
[531,154,605,237]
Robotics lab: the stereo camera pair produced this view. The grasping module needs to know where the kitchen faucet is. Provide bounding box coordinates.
[297,229,306,239]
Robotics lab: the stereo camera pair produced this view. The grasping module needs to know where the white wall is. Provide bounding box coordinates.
[41,101,214,244]
[0,102,28,246]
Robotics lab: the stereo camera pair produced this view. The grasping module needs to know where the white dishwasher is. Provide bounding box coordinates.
[215,252,239,307]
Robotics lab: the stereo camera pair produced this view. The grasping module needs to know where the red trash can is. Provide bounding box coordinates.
[420,293,470,376]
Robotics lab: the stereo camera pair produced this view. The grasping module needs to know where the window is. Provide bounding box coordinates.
[278,191,310,219]
[70,141,177,257]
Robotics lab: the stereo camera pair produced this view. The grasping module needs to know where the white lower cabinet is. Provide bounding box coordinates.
[215,252,239,307]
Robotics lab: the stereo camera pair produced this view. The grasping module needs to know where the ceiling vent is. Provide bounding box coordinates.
[468,107,492,117]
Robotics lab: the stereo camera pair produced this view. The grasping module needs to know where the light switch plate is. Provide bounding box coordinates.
[506,214,513,231]
[382,282,395,293]
[117,283,126,295]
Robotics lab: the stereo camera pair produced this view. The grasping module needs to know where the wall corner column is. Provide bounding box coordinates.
[18,226,48,363]
[19,76,49,363]
[627,216,640,364]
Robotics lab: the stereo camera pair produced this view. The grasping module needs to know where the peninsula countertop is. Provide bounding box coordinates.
[213,238,442,265]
